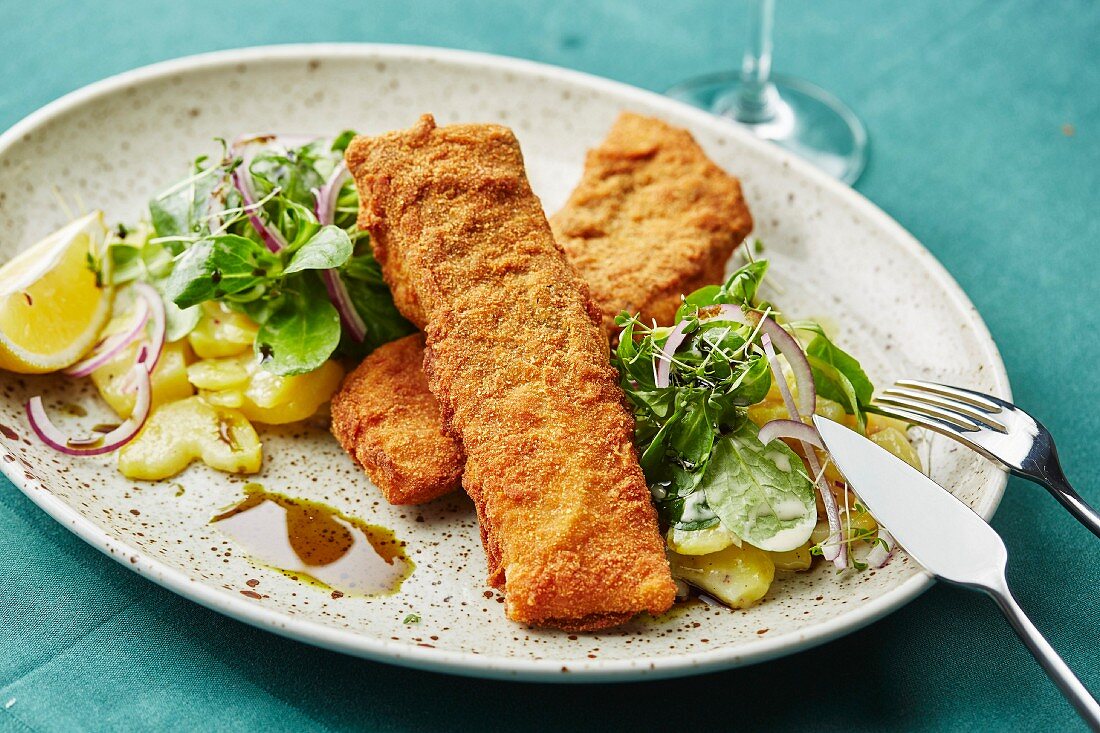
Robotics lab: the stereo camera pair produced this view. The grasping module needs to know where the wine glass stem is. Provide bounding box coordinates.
[735,0,778,123]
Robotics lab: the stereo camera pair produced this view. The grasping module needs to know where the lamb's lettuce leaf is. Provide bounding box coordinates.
[701,422,816,552]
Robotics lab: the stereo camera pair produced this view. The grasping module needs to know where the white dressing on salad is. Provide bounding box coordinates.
[680,489,716,524]
[773,497,810,521]
[765,450,792,473]
[702,424,817,553]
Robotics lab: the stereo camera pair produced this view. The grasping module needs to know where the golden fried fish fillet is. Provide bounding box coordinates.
[551,111,753,332]
[345,114,676,629]
[330,333,463,505]
[332,113,752,506]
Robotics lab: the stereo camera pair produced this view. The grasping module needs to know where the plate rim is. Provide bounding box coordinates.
[0,42,1011,682]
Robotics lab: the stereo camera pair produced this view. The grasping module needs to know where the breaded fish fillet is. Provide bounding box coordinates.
[330,333,463,505]
[345,114,676,629]
[551,111,753,332]
[333,113,752,506]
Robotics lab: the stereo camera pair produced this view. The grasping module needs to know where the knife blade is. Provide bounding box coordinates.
[812,414,1100,729]
[811,413,1004,586]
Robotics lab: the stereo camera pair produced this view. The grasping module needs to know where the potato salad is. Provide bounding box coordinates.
[12,133,414,480]
[613,258,921,607]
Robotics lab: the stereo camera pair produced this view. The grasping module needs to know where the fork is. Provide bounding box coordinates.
[872,379,1100,539]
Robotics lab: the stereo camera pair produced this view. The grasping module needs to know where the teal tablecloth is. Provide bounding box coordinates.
[2,1,1097,730]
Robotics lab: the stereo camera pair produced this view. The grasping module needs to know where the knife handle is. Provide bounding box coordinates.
[984,575,1100,730]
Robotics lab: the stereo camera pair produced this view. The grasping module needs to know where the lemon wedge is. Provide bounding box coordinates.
[0,211,112,373]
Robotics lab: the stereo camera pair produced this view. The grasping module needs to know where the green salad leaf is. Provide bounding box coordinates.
[88,133,415,372]
[330,130,356,153]
[149,156,232,239]
[283,226,353,274]
[614,257,874,557]
[255,274,342,376]
[790,321,874,432]
[249,142,326,209]
[106,241,145,285]
[617,262,787,534]
[340,248,415,354]
[673,259,769,323]
[701,422,816,552]
[719,258,768,306]
[164,234,281,309]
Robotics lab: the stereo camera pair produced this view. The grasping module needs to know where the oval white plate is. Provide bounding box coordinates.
[0,44,1009,681]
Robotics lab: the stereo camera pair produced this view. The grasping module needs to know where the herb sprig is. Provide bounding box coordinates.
[95,134,413,375]
[614,259,876,553]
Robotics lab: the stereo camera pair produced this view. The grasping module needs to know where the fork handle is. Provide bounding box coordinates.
[984,576,1100,730]
[1031,466,1100,540]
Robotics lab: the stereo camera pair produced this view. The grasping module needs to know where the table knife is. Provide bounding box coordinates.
[813,415,1100,730]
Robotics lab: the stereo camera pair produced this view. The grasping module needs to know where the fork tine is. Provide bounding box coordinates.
[893,379,1004,413]
[876,393,985,432]
[873,403,966,434]
[872,404,1006,468]
[881,387,1009,433]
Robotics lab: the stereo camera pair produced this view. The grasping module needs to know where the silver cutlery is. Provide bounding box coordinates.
[873,379,1100,539]
[813,415,1100,730]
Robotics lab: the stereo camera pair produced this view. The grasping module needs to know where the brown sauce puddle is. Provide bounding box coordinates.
[211,483,414,597]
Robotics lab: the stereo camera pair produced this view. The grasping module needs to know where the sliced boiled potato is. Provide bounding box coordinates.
[867,412,915,436]
[814,396,847,423]
[187,302,258,358]
[238,358,344,424]
[842,505,878,541]
[666,523,739,556]
[747,399,789,429]
[822,422,921,484]
[118,396,261,480]
[192,354,344,425]
[201,389,244,409]
[92,340,195,418]
[187,359,250,391]
[810,521,832,548]
[767,543,813,571]
[747,386,845,430]
[869,426,922,470]
[669,544,775,608]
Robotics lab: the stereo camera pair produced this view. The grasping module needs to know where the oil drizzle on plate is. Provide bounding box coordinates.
[211,483,414,597]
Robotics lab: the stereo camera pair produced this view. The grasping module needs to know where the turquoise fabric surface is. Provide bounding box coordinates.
[1,0,1098,730]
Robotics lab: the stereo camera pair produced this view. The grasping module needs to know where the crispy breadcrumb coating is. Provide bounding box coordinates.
[551,111,753,332]
[345,114,676,629]
[330,333,463,505]
[333,113,752,507]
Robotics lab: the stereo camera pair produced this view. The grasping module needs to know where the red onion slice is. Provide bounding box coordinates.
[311,162,367,342]
[865,528,895,569]
[320,270,366,343]
[63,283,164,381]
[231,162,288,253]
[757,418,825,449]
[229,134,319,253]
[760,332,844,567]
[132,282,166,375]
[26,362,152,456]
[753,316,815,417]
[63,297,150,377]
[312,162,350,227]
[654,320,691,388]
[761,333,800,420]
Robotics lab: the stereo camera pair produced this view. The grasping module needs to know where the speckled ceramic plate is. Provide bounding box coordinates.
[0,44,1010,681]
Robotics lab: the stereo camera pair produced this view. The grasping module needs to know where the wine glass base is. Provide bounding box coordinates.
[667,72,868,185]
